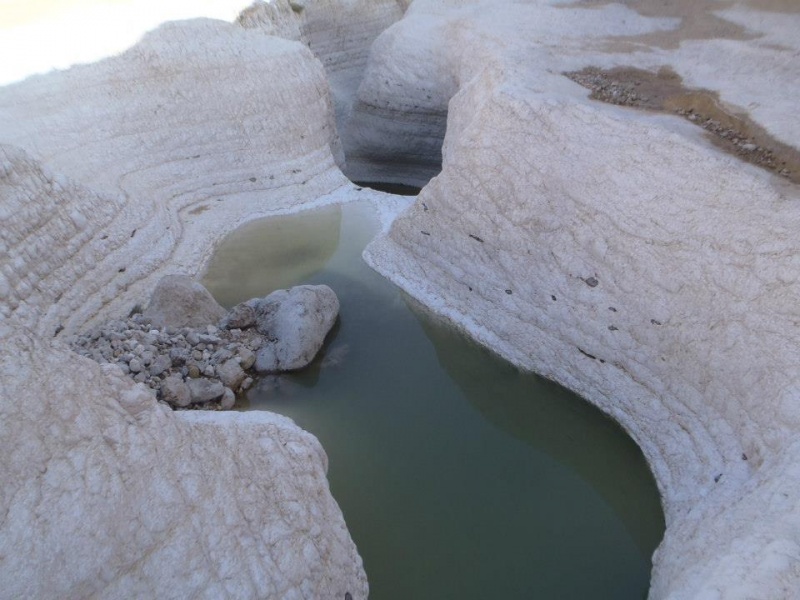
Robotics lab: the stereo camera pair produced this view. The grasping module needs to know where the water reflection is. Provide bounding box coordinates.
[202,204,341,308]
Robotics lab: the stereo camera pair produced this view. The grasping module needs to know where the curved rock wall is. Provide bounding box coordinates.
[0,14,368,599]
[0,18,346,337]
[362,1,800,597]
[5,1,800,597]
[238,0,408,175]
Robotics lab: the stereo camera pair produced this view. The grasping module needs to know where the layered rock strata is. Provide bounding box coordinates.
[4,0,800,598]
[0,18,347,337]
[0,14,368,599]
[360,1,800,598]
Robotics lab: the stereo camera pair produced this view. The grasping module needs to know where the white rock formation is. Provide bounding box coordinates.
[0,17,347,336]
[0,11,371,600]
[0,323,365,599]
[359,1,800,598]
[238,0,409,176]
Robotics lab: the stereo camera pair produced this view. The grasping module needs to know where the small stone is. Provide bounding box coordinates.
[584,276,599,288]
[149,354,172,377]
[169,347,189,366]
[161,374,191,408]
[133,372,147,383]
[117,361,130,375]
[741,142,757,151]
[207,325,218,335]
[141,351,154,366]
[128,358,143,373]
[238,347,255,370]
[187,364,201,379]
[220,387,235,410]
[192,350,203,361]
[203,365,215,378]
[218,358,246,389]
[220,302,257,330]
[187,378,225,403]
[241,377,253,390]
[186,331,200,346]
[211,348,234,364]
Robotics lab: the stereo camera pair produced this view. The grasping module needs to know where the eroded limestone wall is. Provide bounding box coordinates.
[238,0,408,175]
[361,1,800,597]
[0,15,368,599]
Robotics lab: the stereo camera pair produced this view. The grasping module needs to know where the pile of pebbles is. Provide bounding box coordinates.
[70,314,261,410]
[69,276,340,411]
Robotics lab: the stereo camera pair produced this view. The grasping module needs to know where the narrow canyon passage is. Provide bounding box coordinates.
[203,201,665,599]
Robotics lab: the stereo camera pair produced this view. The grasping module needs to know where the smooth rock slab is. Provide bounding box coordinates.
[253,285,340,372]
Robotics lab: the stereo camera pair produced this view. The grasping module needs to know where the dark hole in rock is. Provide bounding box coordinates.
[352,181,422,196]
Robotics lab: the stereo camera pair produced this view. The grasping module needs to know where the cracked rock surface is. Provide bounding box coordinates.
[0,9,370,599]
[0,323,366,599]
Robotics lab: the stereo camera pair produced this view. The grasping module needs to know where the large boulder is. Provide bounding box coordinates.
[254,285,339,372]
[143,275,226,329]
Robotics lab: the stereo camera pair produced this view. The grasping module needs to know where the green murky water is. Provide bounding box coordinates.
[203,201,664,600]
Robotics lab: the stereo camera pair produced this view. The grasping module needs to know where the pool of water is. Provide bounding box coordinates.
[202,201,664,600]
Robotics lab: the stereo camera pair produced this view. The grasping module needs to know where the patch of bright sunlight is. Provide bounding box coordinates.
[0,0,258,85]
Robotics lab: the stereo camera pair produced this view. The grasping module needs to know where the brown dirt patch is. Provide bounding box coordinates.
[566,66,800,184]
[571,0,751,50]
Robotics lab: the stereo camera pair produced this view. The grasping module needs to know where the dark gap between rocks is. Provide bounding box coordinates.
[353,181,422,195]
